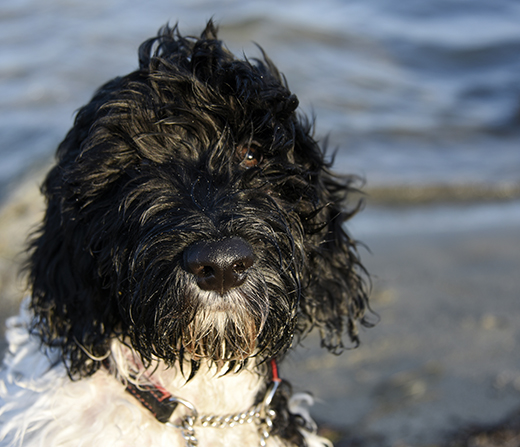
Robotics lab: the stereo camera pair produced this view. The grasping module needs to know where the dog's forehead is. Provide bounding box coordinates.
[70,28,312,175]
[105,92,302,168]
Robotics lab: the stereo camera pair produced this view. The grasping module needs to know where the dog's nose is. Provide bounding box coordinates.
[184,238,255,294]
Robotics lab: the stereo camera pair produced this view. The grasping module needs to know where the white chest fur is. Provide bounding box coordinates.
[0,306,329,447]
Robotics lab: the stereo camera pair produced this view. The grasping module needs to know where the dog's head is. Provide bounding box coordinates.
[28,22,371,377]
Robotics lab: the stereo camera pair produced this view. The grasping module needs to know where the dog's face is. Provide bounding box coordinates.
[28,23,370,377]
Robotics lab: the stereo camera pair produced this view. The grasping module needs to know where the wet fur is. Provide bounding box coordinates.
[0,22,371,446]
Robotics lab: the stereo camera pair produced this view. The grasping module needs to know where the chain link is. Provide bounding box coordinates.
[200,407,259,428]
[179,415,198,447]
[258,408,275,447]
[169,381,280,447]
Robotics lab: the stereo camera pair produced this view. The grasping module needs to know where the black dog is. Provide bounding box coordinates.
[0,22,371,447]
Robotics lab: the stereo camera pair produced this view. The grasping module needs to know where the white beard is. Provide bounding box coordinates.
[0,299,331,447]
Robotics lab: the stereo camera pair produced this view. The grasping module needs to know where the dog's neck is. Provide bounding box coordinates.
[108,340,270,420]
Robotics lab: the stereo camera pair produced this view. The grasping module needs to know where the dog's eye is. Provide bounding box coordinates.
[237,145,262,168]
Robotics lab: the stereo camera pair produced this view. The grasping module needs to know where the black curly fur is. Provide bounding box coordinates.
[27,21,371,394]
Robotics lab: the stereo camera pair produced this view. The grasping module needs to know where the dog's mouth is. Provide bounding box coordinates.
[128,235,297,366]
[177,272,271,363]
[180,237,266,362]
[181,310,260,362]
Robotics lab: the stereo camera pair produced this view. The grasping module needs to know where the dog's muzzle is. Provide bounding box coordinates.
[183,237,255,295]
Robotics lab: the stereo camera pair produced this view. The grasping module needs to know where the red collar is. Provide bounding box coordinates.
[119,359,281,424]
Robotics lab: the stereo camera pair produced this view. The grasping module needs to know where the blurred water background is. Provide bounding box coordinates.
[1,0,520,236]
[2,2,520,445]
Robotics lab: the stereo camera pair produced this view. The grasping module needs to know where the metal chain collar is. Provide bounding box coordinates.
[165,379,281,447]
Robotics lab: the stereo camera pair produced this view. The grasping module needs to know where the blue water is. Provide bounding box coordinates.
[1,0,520,194]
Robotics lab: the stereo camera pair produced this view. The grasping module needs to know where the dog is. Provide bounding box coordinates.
[0,22,371,447]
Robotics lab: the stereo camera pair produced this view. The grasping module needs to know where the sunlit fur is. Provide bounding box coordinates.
[0,22,372,446]
[1,303,329,447]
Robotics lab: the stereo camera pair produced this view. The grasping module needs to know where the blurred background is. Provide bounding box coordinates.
[1,0,519,446]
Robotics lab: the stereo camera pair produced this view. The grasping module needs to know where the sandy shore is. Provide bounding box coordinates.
[285,223,520,446]
[1,172,519,446]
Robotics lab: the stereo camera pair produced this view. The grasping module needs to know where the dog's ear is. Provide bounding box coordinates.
[25,104,120,378]
[297,158,373,352]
